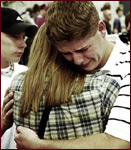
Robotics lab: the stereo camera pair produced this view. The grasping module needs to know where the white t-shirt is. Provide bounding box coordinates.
[1,63,27,149]
[103,35,130,142]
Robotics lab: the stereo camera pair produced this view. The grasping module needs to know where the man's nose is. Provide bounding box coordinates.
[19,40,27,49]
[73,53,84,65]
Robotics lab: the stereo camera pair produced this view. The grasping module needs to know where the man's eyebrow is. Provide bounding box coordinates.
[61,45,89,54]
[75,46,89,52]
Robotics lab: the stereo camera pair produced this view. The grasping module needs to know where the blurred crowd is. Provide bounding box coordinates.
[19,2,130,35]
[100,3,130,35]
[20,3,52,28]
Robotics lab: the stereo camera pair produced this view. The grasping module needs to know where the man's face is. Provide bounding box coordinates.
[1,32,27,65]
[105,10,112,21]
[118,10,123,17]
[57,30,106,72]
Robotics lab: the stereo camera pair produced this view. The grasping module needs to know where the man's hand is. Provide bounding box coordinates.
[1,88,14,136]
[14,126,41,149]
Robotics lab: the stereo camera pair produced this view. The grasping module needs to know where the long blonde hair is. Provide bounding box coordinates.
[20,25,85,117]
[20,1,99,117]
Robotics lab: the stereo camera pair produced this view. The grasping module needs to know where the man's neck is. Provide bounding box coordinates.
[103,40,115,65]
[98,40,115,69]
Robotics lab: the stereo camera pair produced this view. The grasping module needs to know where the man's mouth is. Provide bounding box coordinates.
[15,52,23,57]
[80,60,92,68]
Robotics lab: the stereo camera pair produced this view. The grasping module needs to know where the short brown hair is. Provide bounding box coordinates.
[46,1,100,44]
[101,2,111,11]
[116,4,124,14]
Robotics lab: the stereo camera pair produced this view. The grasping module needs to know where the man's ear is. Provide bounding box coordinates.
[98,21,107,38]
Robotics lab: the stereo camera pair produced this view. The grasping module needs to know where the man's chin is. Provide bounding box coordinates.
[82,66,98,73]
[82,67,93,72]
[12,59,20,63]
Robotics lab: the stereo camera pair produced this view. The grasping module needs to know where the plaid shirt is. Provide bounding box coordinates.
[11,71,120,140]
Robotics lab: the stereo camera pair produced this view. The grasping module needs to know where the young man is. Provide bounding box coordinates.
[103,9,112,34]
[113,4,126,34]
[10,2,129,149]
[119,11,130,44]
[1,7,37,149]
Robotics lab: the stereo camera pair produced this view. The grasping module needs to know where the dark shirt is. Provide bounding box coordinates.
[103,20,112,34]
[113,18,121,33]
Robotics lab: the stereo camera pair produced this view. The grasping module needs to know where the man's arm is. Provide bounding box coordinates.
[14,63,130,149]
[43,133,130,149]
[105,69,130,143]
[15,126,130,149]
[1,88,14,136]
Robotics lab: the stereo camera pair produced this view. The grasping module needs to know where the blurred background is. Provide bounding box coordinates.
[1,1,130,16]
[1,1,130,33]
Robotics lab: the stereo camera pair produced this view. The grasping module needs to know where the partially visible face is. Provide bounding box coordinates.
[1,32,27,64]
[118,10,123,17]
[127,22,130,31]
[57,30,106,72]
[105,10,112,21]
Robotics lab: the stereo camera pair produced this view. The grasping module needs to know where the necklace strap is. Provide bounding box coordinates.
[1,63,14,77]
